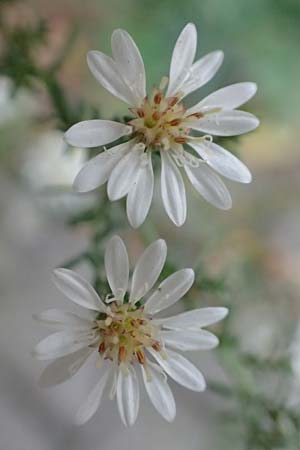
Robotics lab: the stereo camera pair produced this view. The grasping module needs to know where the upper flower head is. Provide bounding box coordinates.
[65,24,259,227]
[33,235,228,426]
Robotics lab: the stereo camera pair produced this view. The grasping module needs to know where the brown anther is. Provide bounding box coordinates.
[98,342,106,354]
[192,112,204,118]
[154,92,162,104]
[174,137,187,144]
[152,341,161,352]
[136,350,146,365]
[152,111,161,121]
[137,108,145,118]
[169,118,181,126]
[168,97,178,107]
[118,346,127,362]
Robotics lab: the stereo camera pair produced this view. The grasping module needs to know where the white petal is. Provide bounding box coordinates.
[126,152,154,229]
[111,29,146,103]
[188,110,259,136]
[161,329,219,351]
[39,347,93,387]
[108,366,118,400]
[185,163,232,210]
[167,23,197,97]
[87,51,138,105]
[65,120,132,148]
[161,151,186,227]
[180,51,224,98]
[187,82,257,115]
[105,235,129,300]
[33,309,94,330]
[189,141,252,183]
[149,348,206,392]
[75,366,111,425]
[53,268,105,312]
[141,364,176,422]
[145,268,194,315]
[107,144,144,201]
[117,365,140,427]
[157,307,229,329]
[130,239,167,303]
[73,140,134,192]
[33,330,95,360]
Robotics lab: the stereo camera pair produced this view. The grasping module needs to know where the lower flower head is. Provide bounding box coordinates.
[34,235,228,426]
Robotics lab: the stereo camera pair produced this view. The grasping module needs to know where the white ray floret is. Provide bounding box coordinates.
[34,236,228,426]
[65,23,259,227]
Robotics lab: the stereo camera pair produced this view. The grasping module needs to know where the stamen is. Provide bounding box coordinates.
[169,118,181,126]
[152,111,161,121]
[152,341,161,352]
[98,341,106,354]
[119,346,127,363]
[154,92,162,104]
[136,350,146,365]
[191,112,204,119]
[168,97,179,107]
[159,76,169,91]
[174,137,187,144]
[137,108,145,118]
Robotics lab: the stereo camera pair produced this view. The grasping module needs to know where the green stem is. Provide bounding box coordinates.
[41,71,72,129]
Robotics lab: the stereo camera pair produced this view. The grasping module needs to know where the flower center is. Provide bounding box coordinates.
[129,77,192,151]
[96,302,160,366]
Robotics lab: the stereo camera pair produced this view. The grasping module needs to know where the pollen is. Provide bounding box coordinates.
[96,302,161,366]
[128,77,192,151]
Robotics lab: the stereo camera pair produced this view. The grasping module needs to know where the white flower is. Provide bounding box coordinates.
[34,236,228,426]
[65,24,259,228]
[22,131,86,189]
[65,23,259,228]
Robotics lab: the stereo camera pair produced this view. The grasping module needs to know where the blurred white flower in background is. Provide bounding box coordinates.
[65,23,259,228]
[21,130,95,217]
[22,130,86,189]
[0,76,37,124]
[33,236,228,426]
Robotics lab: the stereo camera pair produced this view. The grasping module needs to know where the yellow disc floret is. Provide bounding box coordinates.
[129,77,193,151]
[96,302,161,366]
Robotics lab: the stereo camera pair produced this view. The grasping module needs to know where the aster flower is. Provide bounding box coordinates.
[33,236,228,426]
[65,23,259,227]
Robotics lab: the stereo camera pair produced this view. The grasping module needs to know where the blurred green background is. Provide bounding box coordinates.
[1,1,300,449]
